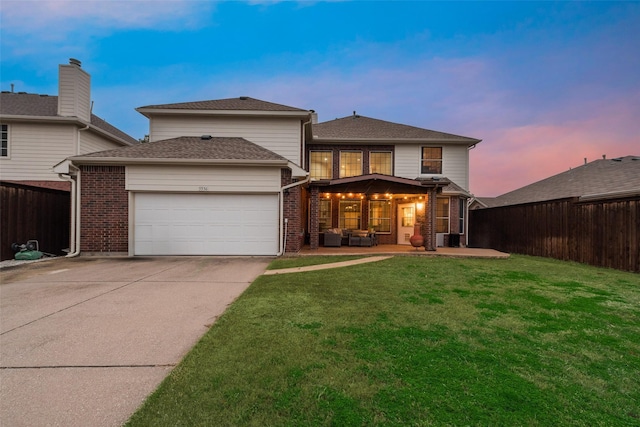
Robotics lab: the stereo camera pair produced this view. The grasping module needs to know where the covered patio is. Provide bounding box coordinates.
[308,174,450,251]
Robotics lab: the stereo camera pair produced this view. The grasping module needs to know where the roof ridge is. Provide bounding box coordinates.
[313,114,480,142]
[137,96,308,112]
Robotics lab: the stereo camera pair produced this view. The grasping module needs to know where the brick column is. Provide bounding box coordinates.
[425,188,437,251]
[309,186,320,249]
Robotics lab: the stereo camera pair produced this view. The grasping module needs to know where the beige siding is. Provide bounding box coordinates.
[126,165,282,193]
[442,145,469,190]
[394,143,469,190]
[0,122,75,182]
[58,64,91,122]
[394,144,421,179]
[149,116,302,165]
[80,130,124,154]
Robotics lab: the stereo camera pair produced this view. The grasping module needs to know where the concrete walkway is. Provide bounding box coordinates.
[264,255,394,275]
[0,256,268,427]
[267,247,509,274]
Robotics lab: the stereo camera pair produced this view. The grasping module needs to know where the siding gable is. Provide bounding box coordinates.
[0,123,75,181]
[126,165,281,193]
[149,115,302,165]
[393,143,470,190]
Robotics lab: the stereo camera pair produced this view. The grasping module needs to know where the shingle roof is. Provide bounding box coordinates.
[313,114,480,143]
[0,92,58,116]
[137,96,308,112]
[491,156,640,206]
[73,136,287,162]
[441,181,472,197]
[0,92,137,145]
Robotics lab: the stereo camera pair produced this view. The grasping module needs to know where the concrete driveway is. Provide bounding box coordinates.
[0,256,269,427]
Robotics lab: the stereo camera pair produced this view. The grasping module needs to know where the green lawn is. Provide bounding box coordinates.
[126,255,640,426]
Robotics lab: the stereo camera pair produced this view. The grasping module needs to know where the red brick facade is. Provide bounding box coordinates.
[282,168,304,253]
[80,165,128,253]
[307,144,395,178]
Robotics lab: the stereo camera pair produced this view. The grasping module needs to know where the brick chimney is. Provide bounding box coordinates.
[58,58,91,122]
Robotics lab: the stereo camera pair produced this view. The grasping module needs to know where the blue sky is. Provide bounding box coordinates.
[1,1,639,196]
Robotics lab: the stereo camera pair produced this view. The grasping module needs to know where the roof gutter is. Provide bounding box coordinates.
[66,157,289,167]
[312,137,482,145]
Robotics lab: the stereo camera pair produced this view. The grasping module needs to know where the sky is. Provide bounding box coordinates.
[1,1,639,197]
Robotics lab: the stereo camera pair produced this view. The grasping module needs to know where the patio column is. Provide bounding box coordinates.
[426,187,437,251]
[310,186,320,249]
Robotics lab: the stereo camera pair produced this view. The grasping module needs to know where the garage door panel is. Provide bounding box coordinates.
[134,193,278,256]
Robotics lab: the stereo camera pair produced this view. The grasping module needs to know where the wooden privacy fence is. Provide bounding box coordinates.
[469,195,640,273]
[1,182,70,261]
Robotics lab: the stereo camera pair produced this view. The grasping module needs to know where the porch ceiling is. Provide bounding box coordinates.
[312,174,450,195]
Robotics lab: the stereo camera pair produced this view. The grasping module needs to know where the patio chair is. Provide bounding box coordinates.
[323,230,343,247]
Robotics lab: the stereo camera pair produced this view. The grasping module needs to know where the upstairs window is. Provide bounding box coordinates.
[1,124,8,157]
[421,147,442,174]
[340,151,362,178]
[369,151,392,175]
[309,151,333,180]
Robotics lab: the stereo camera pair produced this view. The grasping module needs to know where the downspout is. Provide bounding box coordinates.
[466,198,473,248]
[277,174,311,256]
[466,143,477,247]
[301,115,312,171]
[62,122,90,257]
[58,164,81,257]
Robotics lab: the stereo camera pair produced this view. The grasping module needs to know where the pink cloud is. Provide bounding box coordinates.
[470,99,640,197]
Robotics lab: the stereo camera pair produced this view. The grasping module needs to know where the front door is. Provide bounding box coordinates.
[397,203,415,245]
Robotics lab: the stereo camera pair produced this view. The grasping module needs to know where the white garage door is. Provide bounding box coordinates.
[134,193,279,256]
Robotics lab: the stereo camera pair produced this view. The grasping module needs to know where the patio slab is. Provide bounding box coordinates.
[295,244,510,258]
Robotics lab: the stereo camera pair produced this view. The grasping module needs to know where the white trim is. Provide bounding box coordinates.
[287,161,308,179]
[1,123,10,158]
[313,137,480,145]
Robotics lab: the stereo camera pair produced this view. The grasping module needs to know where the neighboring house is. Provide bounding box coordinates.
[477,155,640,208]
[468,155,640,273]
[58,97,481,257]
[0,59,137,191]
[468,197,495,210]
[1,59,137,261]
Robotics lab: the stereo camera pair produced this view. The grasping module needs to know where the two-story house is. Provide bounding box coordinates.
[0,59,137,190]
[1,59,137,260]
[60,97,480,256]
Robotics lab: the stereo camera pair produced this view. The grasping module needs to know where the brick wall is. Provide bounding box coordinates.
[307,144,394,178]
[282,169,303,253]
[80,165,128,253]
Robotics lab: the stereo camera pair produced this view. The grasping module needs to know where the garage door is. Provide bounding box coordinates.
[134,193,279,256]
